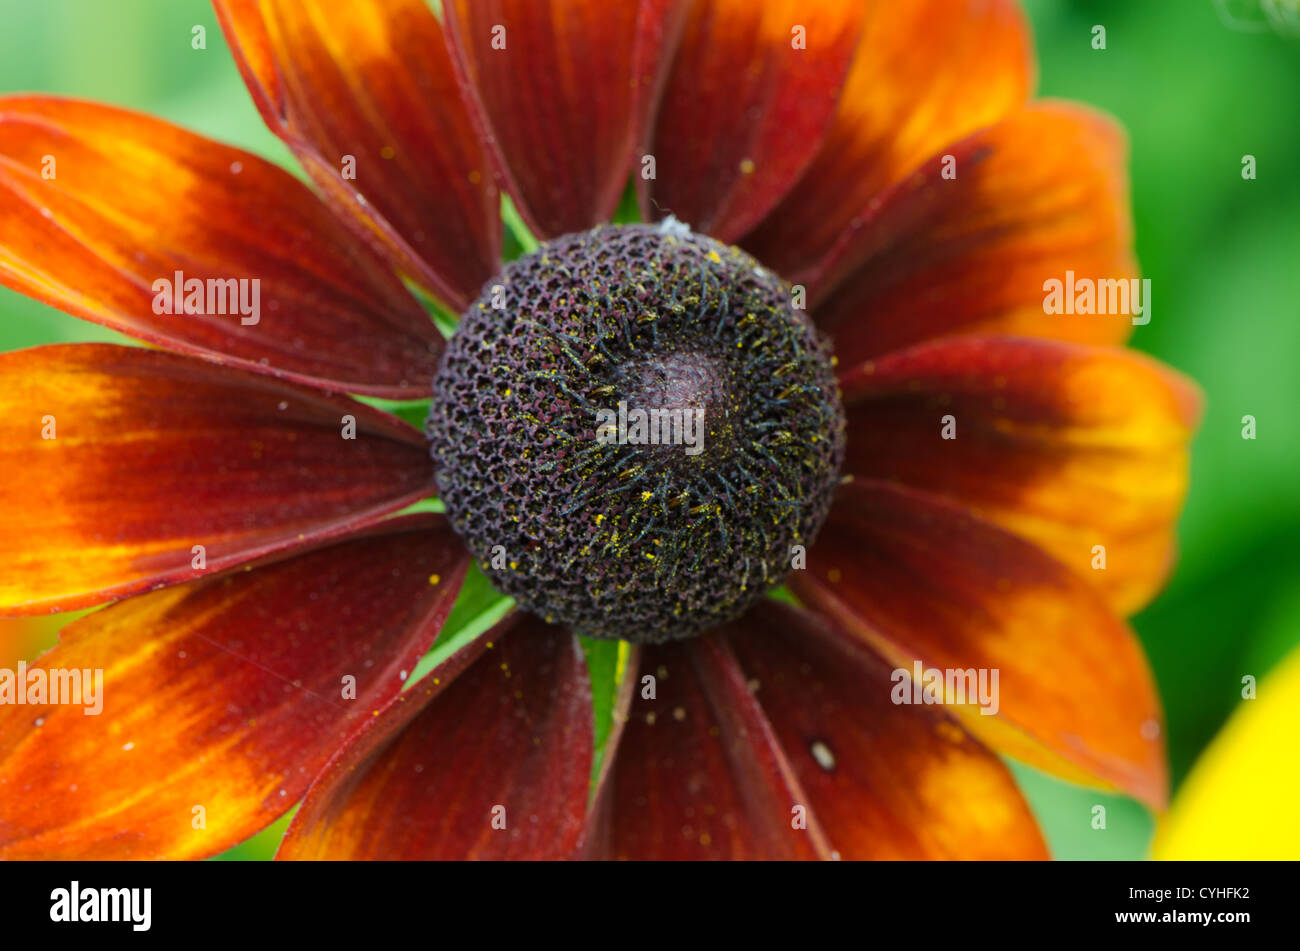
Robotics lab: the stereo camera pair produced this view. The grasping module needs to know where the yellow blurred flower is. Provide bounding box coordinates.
[1154,643,1300,859]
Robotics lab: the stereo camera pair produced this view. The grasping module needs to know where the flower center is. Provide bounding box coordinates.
[428,222,844,642]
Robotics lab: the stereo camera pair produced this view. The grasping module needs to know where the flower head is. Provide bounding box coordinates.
[430,222,845,641]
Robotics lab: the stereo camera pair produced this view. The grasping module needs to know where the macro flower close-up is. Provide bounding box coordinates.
[11,0,1297,873]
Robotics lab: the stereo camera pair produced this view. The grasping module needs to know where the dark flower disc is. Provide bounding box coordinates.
[428,222,845,642]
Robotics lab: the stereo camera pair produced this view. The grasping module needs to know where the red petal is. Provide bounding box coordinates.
[214,0,500,309]
[588,636,832,860]
[742,0,1032,280]
[642,0,866,242]
[792,481,1169,807]
[840,335,1202,612]
[725,602,1048,859]
[443,0,670,238]
[812,103,1139,362]
[0,345,434,614]
[0,517,468,859]
[0,95,443,397]
[279,615,592,859]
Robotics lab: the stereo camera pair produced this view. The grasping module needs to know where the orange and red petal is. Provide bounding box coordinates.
[743,0,1033,281]
[443,0,669,239]
[0,96,443,397]
[0,345,434,614]
[811,103,1139,362]
[214,0,500,310]
[725,602,1048,859]
[586,636,832,860]
[279,615,592,859]
[642,0,865,243]
[0,517,468,859]
[840,335,1202,613]
[793,480,1169,808]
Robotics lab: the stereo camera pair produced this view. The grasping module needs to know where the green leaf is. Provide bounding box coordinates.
[352,395,431,430]
[581,636,630,793]
[404,564,513,689]
[612,177,642,224]
[501,194,540,259]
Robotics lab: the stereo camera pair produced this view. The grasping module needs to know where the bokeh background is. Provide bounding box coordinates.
[1,0,1297,859]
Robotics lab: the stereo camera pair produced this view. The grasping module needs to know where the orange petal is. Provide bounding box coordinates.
[811,103,1139,362]
[0,517,468,859]
[214,0,500,310]
[726,601,1048,859]
[0,95,443,397]
[642,0,865,242]
[444,0,670,238]
[0,345,434,614]
[279,615,592,859]
[792,480,1169,808]
[840,335,1202,613]
[743,0,1032,280]
[587,636,832,860]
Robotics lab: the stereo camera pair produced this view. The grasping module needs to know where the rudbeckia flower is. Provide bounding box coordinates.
[0,0,1200,860]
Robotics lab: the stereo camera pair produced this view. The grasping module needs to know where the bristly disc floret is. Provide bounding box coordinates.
[428,222,845,642]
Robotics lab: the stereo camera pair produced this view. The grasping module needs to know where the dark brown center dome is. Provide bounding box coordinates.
[427,222,845,642]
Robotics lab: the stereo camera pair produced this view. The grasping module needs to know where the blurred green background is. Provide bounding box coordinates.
[1,0,1297,859]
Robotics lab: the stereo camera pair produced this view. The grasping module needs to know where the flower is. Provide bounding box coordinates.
[0,0,1200,860]
[1152,641,1300,860]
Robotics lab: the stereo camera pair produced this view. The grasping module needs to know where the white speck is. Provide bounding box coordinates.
[399,669,408,681]
[122,742,135,752]
[1140,719,1161,741]
[277,400,289,411]
[33,717,44,727]
[810,740,835,771]
[229,161,243,174]
[657,214,691,237]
